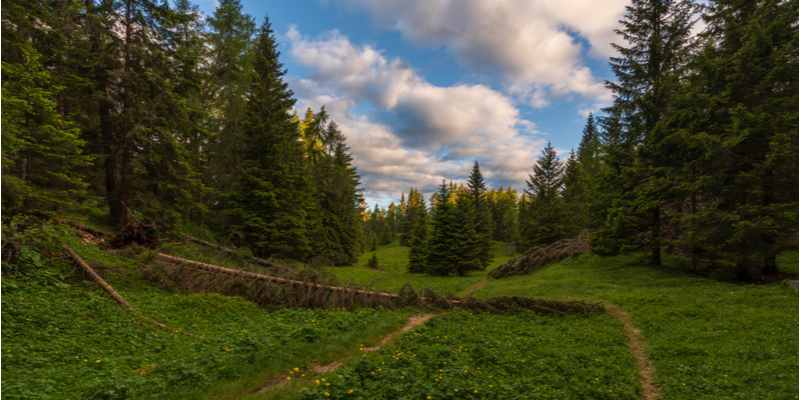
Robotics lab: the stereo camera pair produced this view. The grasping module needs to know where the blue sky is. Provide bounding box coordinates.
[193,0,630,208]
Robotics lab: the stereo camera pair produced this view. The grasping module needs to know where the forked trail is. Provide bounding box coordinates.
[607,306,660,400]
[254,314,434,393]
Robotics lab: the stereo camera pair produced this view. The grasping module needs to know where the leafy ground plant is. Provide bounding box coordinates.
[296,311,640,400]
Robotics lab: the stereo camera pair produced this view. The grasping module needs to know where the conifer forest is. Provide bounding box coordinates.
[1,0,797,398]
[4,0,795,279]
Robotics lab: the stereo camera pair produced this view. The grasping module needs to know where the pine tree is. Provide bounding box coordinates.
[451,192,482,276]
[668,0,798,278]
[204,0,256,220]
[521,142,566,248]
[466,161,493,269]
[224,16,310,259]
[561,150,584,238]
[367,252,379,269]
[577,113,602,177]
[379,220,393,245]
[594,0,698,264]
[407,213,428,273]
[425,181,460,276]
[1,42,90,211]
[401,187,425,245]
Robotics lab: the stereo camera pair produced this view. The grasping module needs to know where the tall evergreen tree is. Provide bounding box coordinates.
[594,0,698,264]
[425,181,460,276]
[466,161,493,269]
[224,16,310,259]
[1,42,90,211]
[407,211,428,273]
[204,0,256,222]
[668,0,798,278]
[521,142,565,248]
[561,150,584,238]
[401,187,425,246]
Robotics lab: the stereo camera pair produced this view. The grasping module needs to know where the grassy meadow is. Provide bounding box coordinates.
[2,223,797,400]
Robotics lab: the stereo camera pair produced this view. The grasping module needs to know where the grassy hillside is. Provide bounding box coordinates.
[1,225,411,400]
[473,253,799,399]
[2,219,796,400]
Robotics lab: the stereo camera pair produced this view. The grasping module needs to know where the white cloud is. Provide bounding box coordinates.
[287,27,555,202]
[334,0,625,108]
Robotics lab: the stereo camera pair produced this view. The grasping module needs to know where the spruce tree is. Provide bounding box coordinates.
[521,142,566,248]
[466,161,493,269]
[425,181,460,276]
[668,0,798,278]
[595,0,698,264]
[1,43,90,211]
[379,221,393,245]
[204,0,256,219]
[367,252,379,269]
[225,16,310,259]
[407,213,428,273]
[561,150,584,238]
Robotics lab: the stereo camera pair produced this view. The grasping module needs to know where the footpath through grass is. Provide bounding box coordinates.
[285,311,640,400]
[1,238,410,400]
[473,253,799,399]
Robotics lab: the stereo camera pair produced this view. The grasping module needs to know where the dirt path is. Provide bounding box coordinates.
[459,277,488,297]
[254,314,434,393]
[607,306,660,400]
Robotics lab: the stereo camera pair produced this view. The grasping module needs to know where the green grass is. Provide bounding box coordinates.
[1,236,411,400]
[324,238,513,296]
[473,253,799,399]
[4,218,796,400]
[276,311,640,400]
[777,251,798,274]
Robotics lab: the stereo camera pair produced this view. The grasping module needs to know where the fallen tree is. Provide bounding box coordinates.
[65,246,201,337]
[184,235,287,269]
[152,253,603,315]
[489,232,590,279]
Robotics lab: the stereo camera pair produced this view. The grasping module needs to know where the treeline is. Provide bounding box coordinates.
[364,0,798,280]
[1,0,365,263]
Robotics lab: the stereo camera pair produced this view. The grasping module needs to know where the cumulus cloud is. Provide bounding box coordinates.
[334,0,626,108]
[287,27,552,202]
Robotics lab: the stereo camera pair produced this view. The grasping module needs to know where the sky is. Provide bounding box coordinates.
[193,0,631,208]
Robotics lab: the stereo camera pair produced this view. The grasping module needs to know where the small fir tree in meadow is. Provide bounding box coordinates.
[367,252,379,269]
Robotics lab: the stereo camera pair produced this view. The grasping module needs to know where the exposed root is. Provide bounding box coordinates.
[107,221,159,250]
[607,306,660,400]
[489,232,590,279]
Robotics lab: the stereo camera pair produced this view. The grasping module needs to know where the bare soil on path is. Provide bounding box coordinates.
[254,314,434,393]
[607,306,660,400]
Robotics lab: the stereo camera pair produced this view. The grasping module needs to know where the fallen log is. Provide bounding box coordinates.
[153,254,605,315]
[65,246,203,337]
[185,236,288,269]
[65,246,136,311]
[155,253,409,302]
